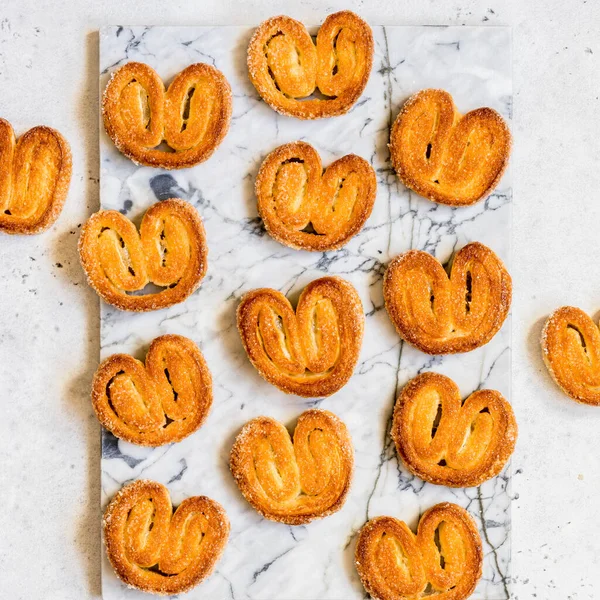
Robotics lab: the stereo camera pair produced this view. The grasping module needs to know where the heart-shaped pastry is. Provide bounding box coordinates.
[230,409,353,524]
[247,11,373,119]
[0,118,71,234]
[92,334,212,446]
[237,276,363,397]
[384,242,511,354]
[356,502,483,600]
[104,480,229,595]
[542,306,600,406]
[390,89,511,206]
[79,198,208,312]
[256,141,376,251]
[392,372,517,487]
[103,62,232,169]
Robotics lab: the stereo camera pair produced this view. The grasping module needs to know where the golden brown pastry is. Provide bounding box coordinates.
[104,480,229,596]
[542,306,600,406]
[390,89,511,206]
[247,11,373,119]
[384,242,511,354]
[237,276,363,397]
[92,335,212,446]
[230,409,353,525]
[0,118,71,234]
[102,62,232,169]
[256,141,376,251]
[355,502,483,600]
[79,198,207,312]
[392,372,517,487]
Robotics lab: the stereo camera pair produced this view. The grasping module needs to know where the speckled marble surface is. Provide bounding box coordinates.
[98,24,511,600]
[1,1,600,600]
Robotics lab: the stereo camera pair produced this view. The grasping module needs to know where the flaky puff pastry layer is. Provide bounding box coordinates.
[103,480,229,596]
[384,242,512,355]
[237,276,364,397]
[102,62,232,169]
[390,89,511,206]
[79,198,207,312]
[92,334,212,446]
[392,372,517,487]
[230,409,354,525]
[356,502,483,600]
[256,141,376,251]
[542,306,600,406]
[247,11,373,119]
[0,118,71,234]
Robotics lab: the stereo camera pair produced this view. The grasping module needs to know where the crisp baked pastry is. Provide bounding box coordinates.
[392,372,517,487]
[384,242,512,354]
[92,335,212,446]
[247,11,373,119]
[256,141,376,251]
[79,198,207,311]
[0,118,71,234]
[104,480,229,596]
[542,306,600,406]
[102,62,232,169]
[356,502,483,600]
[237,276,363,397]
[390,89,511,206]
[230,409,353,525]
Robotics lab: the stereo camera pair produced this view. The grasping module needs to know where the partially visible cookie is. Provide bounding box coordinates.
[0,118,71,234]
[356,503,483,600]
[542,306,600,406]
[390,89,511,206]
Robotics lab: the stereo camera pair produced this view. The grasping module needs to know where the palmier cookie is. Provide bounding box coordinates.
[356,502,483,600]
[230,409,353,525]
[237,276,363,397]
[247,11,373,119]
[390,89,511,206]
[0,118,71,234]
[392,372,517,487]
[79,198,207,312]
[104,480,229,596]
[92,335,212,446]
[384,242,511,354]
[103,62,232,169]
[542,306,600,406]
[256,141,376,251]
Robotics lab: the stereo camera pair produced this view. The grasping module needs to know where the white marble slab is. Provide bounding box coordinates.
[99,24,512,600]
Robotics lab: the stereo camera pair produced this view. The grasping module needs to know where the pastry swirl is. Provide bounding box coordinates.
[542,306,600,406]
[79,198,207,312]
[0,118,71,234]
[355,502,483,600]
[102,62,232,169]
[237,276,364,397]
[247,11,373,119]
[230,409,353,525]
[392,372,517,487]
[92,335,212,446]
[103,480,229,596]
[384,242,512,354]
[390,89,511,206]
[256,141,376,251]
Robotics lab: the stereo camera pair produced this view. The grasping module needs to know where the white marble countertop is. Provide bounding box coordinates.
[0,1,599,599]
